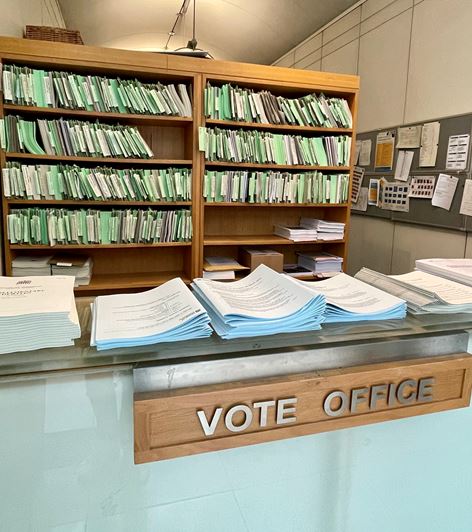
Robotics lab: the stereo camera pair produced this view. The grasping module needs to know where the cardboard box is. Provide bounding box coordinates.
[239,248,284,272]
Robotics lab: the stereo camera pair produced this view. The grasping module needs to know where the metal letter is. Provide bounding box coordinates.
[370,384,388,410]
[225,405,253,432]
[418,377,435,402]
[276,398,297,425]
[197,407,223,436]
[323,391,348,417]
[351,387,369,413]
[388,382,397,406]
[396,379,417,404]
[253,400,276,427]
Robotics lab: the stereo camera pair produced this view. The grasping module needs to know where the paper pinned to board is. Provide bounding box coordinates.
[419,121,440,167]
[459,179,472,216]
[354,140,361,164]
[375,131,395,170]
[352,187,368,211]
[446,134,470,170]
[396,125,422,148]
[351,166,364,203]
[394,150,414,181]
[409,176,436,199]
[359,139,372,166]
[431,173,459,210]
[368,178,380,206]
[379,181,409,212]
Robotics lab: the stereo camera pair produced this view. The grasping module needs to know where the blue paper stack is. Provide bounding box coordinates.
[91,278,212,350]
[294,273,406,322]
[192,264,326,339]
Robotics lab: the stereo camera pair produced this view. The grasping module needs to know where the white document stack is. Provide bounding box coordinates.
[297,252,343,273]
[50,257,93,286]
[12,255,52,276]
[192,264,326,339]
[293,273,406,322]
[415,258,472,287]
[355,267,472,314]
[91,278,212,350]
[300,218,345,240]
[0,276,80,354]
[273,224,318,242]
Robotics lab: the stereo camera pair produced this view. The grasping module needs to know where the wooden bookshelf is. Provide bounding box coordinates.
[0,36,359,293]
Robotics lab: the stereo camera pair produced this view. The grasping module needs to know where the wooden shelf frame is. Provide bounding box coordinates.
[0,36,359,293]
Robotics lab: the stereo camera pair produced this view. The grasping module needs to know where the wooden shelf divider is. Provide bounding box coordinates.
[204,161,350,171]
[5,152,192,165]
[205,118,352,134]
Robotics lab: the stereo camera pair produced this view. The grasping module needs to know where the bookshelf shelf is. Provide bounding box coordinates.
[203,235,346,246]
[204,161,350,171]
[0,36,359,293]
[75,271,191,292]
[204,202,348,208]
[7,199,192,207]
[5,153,192,165]
[205,118,352,135]
[9,242,191,250]
[3,104,193,126]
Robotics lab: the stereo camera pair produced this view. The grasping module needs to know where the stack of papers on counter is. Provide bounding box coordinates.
[12,255,52,276]
[273,224,318,242]
[293,273,406,322]
[0,276,80,354]
[415,258,472,287]
[192,264,326,339]
[49,255,93,286]
[355,268,472,314]
[300,218,345,240]
[297,252,343,273]
[91,278,212,350]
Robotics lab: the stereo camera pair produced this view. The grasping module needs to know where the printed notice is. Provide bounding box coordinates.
[394,150,414,181]
[375,131,395,170]
[352,187,368,212]
[359,139,372,166]
[409,176,436,199]
[354,140,361,165]
[380,181,409,212]
[446,134,470,170]
[368,178,380,206]
[459,179,472,216]
[432,173,459,210]
[420,121,440,167]
[396,125,422,149]
[351,166,364,203]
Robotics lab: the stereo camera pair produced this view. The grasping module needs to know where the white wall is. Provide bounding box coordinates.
[274,0,472,274]
[0,0,65,38]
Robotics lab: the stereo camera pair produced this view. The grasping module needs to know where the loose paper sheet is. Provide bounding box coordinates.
[375,131,395,170]
[431,173,458,210]
[394,150,414,181]
[354,140,361,164]
[459,179,472,216]
[368,178,379,206]
[396,125,422,148]
[352,187,368,211]
[409,176,436,198]
[420,121,440,167]
[446,134,470,170]
[380,181,410,212]
[351,166,364,203]
[359,139,372,166]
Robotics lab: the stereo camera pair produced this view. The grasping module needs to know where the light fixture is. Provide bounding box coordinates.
[162,0,213,59]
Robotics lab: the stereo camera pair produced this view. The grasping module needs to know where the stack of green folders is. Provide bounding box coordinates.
[8,208,192,245]
[2,64,192,116]
[0,116,154,158]
[204,83,352,128]
[199,128,351,166]
[3,163,191,201]
[203,170,349,204]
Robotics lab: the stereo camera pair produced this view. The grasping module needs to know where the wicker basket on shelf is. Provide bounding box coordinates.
[24,25,83,45]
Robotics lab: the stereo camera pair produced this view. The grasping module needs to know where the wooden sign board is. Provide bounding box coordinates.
[134,354,472,463]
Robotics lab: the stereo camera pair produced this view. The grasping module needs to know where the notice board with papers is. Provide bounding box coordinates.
[353,113,472,231]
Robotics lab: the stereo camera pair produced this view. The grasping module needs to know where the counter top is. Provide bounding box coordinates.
[1,297,472,379]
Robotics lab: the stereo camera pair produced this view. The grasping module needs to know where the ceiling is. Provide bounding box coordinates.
[58,0,359,64]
